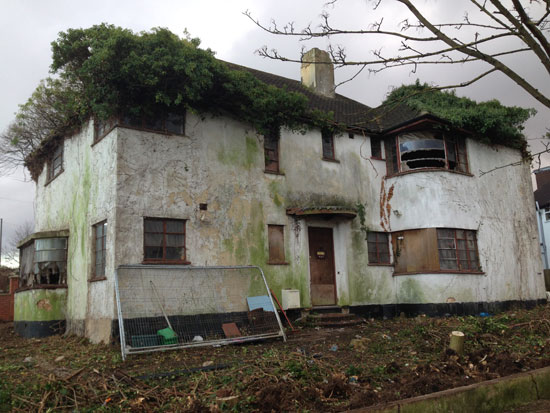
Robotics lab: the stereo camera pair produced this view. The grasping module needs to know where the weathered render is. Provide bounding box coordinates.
[17,48,546,343]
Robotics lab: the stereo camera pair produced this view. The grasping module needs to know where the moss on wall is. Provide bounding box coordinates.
[14,289,67,322]
[217,134,259,170]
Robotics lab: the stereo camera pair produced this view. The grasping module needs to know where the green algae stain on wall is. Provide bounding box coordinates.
[14,289,67,322]
[268,180,285,208]
[217,135,259,170]
[399,278,426,303]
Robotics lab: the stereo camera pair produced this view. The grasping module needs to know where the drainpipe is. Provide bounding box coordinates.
[536,202,549,269]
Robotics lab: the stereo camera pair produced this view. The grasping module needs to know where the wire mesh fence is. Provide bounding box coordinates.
[114,265,286,359]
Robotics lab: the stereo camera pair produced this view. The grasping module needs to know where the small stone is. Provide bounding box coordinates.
[202,360,214,367]
[192,335,204,342]
[23,357,33,363]
[55,356,65,362]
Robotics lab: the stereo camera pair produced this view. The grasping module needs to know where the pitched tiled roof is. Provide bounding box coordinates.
[225,61,423,133]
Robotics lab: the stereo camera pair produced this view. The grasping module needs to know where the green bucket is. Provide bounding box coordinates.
[157,327,178,345]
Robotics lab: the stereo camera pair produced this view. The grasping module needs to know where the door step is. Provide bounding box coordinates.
[307,312,365,328]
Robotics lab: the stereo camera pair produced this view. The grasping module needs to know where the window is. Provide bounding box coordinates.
[437,228,480,271]
[268,225,286,264]
[367,232,390,264]
[34,238,68,285]
[322,128,336,160]
[264,127,280,173]
[385,131,468,175]
[392,228,481,274]
[545,209,550,222]
[120,112,185,135]
[92,221,107,279]
[144,218,187,263]
[371,137,384,159]
[94,117,117,143]
[47,144,64,181]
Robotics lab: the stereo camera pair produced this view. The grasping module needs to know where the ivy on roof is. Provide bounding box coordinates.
[383,81,535,152]
[25,24,336,180]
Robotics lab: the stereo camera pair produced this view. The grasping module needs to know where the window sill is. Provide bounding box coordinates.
[368,263,393,267]
[44,169,64,187]
[15,284,68,293]
[267,261,289,265]
[386,168,473,179]
[393,270,485,276]
[142,260,191,265]
[264,170,285,176]
[89,276,107,283]
[322,157,340,163]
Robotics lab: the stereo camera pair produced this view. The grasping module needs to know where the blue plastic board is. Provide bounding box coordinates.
[247,295,275,312]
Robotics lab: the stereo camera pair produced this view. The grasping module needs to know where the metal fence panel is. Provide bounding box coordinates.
[114,265,286,360]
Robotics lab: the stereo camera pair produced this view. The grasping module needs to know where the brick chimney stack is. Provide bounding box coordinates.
[301,48,335,98]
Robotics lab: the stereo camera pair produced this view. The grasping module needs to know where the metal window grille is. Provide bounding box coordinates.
[114,265,286,360]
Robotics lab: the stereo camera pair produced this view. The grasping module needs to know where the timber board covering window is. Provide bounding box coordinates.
[392,228,481,274]
[385,131,468,175]
[47,144,64,182]
[92,221,107,280]
[367,232,391,264]
[264,127,280,173]
[322,128,336,160]
[144,218,187,264]
[371,137,384,159]
[268,225,286,264]
[120,112,185,135]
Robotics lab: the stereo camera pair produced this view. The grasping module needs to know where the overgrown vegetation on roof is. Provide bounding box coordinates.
[22,24,335,180]
[383,81,535,152]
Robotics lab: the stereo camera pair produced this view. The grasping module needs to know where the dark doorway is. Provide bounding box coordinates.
[308,227,337,306]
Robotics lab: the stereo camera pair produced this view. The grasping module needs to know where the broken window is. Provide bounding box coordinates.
[47,144,64,182]
[92,221,107,279]
[94,117,117,143]
[268,225,286,264]
[144,218,187,264]
[322,128,336,160]
[264,127,280,173]
[367,232,390,264]
[371,137,384,159]
[120,112,185,135]
[392,228,481,274]
[34,238,68,285]
[385,131,468,175]
[437,229,480,271]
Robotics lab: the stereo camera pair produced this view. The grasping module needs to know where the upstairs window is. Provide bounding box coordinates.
[322,129,336,160]
[386,131,468,175]
[264,127,280,173]
[144,218,187,264]
[367,232,391,264]
[47,144,64,182]
[120,112,185,135]
[371,137,384,159]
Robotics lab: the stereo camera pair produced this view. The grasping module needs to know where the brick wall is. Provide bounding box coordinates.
[0,277,19,322]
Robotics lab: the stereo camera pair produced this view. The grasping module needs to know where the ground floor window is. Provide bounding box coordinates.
[92,221,107,279]
[437,228,480,271]
[143,218,187,264]
[367,232,390,264]
[19,237,68,287]
[268,225,286,264]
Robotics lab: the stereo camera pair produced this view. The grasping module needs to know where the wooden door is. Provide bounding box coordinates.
[308,227,336,306]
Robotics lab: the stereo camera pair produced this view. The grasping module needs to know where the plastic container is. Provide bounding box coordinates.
[131,334,161,347]
[157,327,178,345]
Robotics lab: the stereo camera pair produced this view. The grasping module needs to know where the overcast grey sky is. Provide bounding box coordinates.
[1,0,548,264]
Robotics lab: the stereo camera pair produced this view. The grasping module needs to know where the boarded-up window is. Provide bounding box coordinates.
[93,221,107,279]
[322,129,335,160]
[264,127,280,173]
[393,228,481,274]
[144,218,187,263]
[367,232,390,264]
[268,225,286,264]
[437,229,480,271]
[371,137,383,159]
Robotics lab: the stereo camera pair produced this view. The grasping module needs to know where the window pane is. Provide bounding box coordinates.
[36,238,67,250]
[145,219,163,232]
[456,230,465,239]
[322,130,334,159]
[440,259,459,270]
[166,220,185,233]
[166,113,184,134]
[439,249,456,260]
[166,234,185,247]
[371,138,382,158]
[378,241,389,254]
[145,233,163,246]
[96,237,103,253]
[437,229,454,239]
[458,250,468,260]
[438,238,455,249]
[367,250,378,263]
[457,240,466,250]
[379,253,390,264]
[268,225,285,263]
[145,246,163,259]
[35,249,66,262]
[367,242,377,254]
[166,247,184,260]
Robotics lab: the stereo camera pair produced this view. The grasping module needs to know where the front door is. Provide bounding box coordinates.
[308,227,336,306]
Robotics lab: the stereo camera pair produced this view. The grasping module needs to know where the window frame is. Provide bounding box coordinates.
[437,228,480,272]
[143,218,189,264]
[367,232,391,265]
[321,128,337,161]
[46,143,64,182]
[119,112,186,136]
[267,224,287,265]
[264,127,281,174]
[370,137,384,160]
[545,209,550,222]
[91,221,107,281]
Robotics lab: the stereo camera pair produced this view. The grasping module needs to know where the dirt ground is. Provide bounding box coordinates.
[2,304,550,412]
